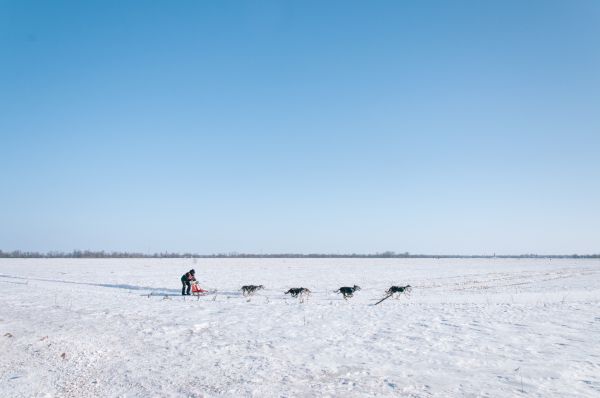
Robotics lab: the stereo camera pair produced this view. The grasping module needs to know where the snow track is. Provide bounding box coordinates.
[1,258,599,397]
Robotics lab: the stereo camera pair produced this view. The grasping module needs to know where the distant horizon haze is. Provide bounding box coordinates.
[1,249,599,259]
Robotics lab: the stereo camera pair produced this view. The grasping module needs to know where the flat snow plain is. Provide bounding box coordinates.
[1,258,599,397]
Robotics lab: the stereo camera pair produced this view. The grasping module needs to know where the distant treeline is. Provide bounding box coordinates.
[1,250,599,259]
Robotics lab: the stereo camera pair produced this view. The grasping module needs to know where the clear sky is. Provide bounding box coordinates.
[1,0,599,254]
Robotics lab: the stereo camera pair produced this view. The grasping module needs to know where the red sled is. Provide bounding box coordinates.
[191,281,208,296]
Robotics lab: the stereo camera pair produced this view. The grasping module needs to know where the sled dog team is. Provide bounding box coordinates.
[181,269,411,300]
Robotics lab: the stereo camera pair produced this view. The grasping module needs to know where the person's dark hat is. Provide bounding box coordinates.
[190,269,195,274]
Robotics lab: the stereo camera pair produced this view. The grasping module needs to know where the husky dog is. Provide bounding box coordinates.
[284,287,311,298]
[240,285,264,296]
[335,285,361,299]
[385,285,412,297]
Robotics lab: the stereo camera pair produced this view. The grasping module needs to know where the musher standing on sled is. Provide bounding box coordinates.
[181,269,196,295]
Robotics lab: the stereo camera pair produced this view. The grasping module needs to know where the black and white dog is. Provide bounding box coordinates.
[240,285,264,296]
[385,285,412,297]
[284,287,311,299]
[335,285,361,299]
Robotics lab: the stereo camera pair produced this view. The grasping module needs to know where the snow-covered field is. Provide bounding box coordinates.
[1,258,599,397]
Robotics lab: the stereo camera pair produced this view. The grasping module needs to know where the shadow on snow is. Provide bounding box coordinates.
[0,273,182,295]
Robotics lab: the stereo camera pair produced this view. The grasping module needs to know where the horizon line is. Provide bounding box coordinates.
[1,249,599,259]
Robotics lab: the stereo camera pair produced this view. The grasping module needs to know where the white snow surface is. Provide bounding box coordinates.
[1,258,599,397]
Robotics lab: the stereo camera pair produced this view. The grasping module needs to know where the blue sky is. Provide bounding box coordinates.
[1,0,599,254]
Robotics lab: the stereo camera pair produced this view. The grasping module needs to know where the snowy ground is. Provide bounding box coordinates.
[1,258,599,397]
